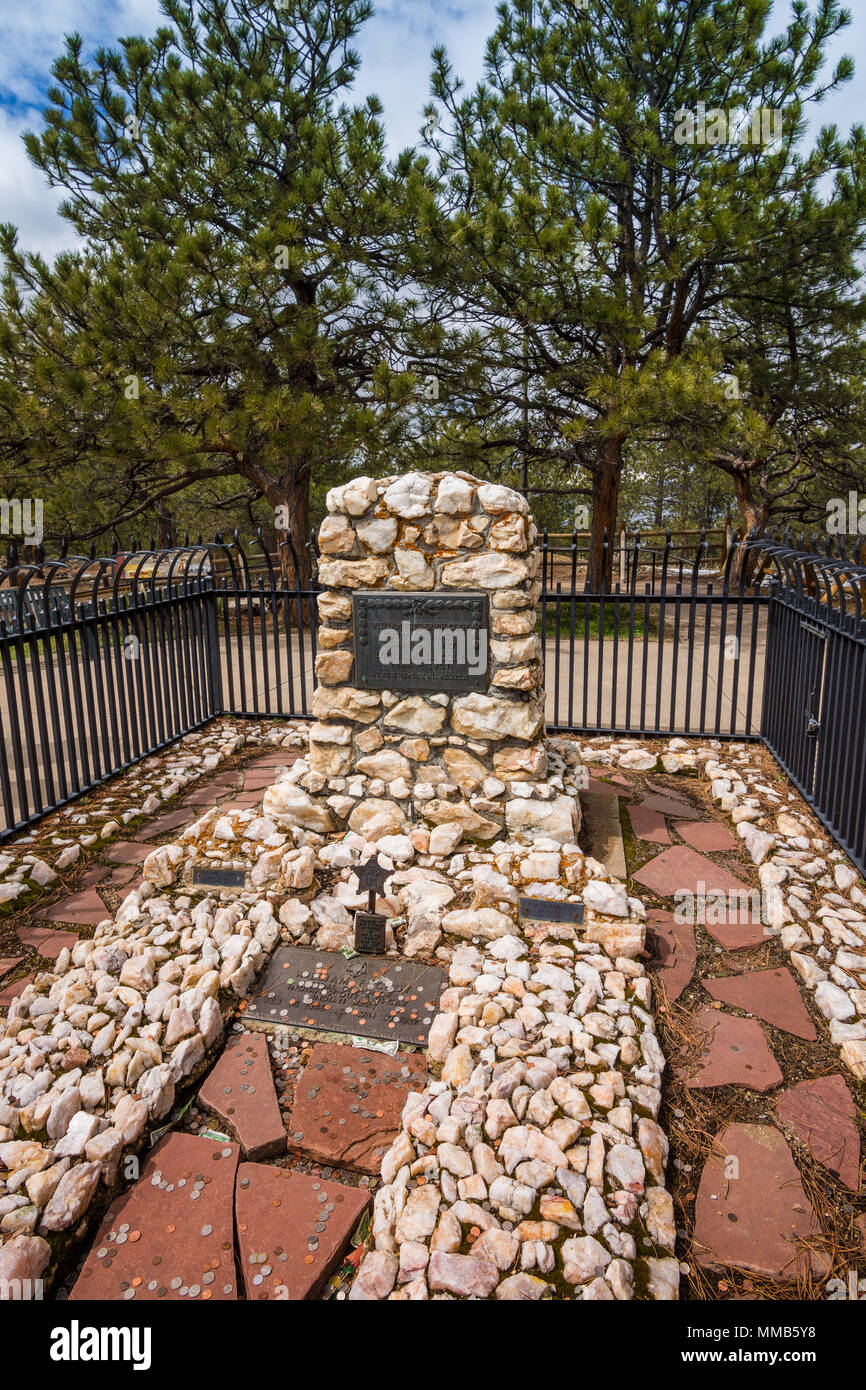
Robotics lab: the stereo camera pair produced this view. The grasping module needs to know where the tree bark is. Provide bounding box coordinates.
[731,467,771,538]
[730,464,771,587]
[237,452,313,592]
[653,460,666,529]
[277,466,312,592]
[156,499,173,548]
[587,434,625,591]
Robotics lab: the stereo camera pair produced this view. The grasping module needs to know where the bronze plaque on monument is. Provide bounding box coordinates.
[353,591,488,693]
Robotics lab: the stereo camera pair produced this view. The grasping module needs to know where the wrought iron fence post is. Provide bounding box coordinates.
[204,573,223,718]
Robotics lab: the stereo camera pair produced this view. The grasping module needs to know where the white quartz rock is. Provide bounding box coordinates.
[39,1161,102,1233]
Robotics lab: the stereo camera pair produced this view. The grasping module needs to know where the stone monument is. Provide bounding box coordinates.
[263,469,579,845]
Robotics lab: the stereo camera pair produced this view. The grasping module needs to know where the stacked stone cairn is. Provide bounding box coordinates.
[262,470,580,850]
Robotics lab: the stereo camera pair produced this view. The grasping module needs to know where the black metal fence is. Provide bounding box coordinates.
[540,528,768,740]
[0,533,317,841]
[206,538,319,718]
[756,536,866,878]
[1,526,864,877]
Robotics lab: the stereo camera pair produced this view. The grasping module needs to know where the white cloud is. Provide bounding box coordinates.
[356,0,497,152]
[0,0,162,106]
[0,0,164,258]
[0,108,76,260]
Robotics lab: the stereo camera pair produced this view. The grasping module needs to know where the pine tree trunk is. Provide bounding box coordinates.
[653,459,666,529]
[731,467,770,587]
[276,468,312,593]
[587,435,624,591]
[156,500,173,548]
[235,446,313,594]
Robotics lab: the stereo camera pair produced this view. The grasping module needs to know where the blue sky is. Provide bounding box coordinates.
[1,0,863,260]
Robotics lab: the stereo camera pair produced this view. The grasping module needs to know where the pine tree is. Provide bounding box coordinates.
[410,0,865,585]
[0,0,421,580]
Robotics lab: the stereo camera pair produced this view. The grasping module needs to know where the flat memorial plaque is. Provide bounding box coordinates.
[244,946,446,1047]
[353,590,489,693]
[519,897,585,925]
[192,866,246,890]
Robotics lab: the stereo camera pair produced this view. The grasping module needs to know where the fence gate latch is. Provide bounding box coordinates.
[805,715,820,738]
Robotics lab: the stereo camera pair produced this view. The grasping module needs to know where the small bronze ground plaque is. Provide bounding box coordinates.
[353,590,489,693]
[519,897,585,925]
[245,946,446,1047]
[192,866,246,889]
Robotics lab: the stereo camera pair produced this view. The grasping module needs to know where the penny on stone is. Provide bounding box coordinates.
[235,1162,370,1300]
[69,1134,239,1303]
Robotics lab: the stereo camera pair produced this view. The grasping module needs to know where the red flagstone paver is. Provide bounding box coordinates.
[105,840,154,865]
[639,792,697,818]
[246,752,298,769]
[627,804,671,844]
[693,1123,828,1279]
[78,865,109,888]
[678,821,738,853]
[180,787,232,808]
[182,775,239,807]
[646,909,696,1002]
[703,914,770,951]
[633,844,752,899]
[703,967,817,1041]
[242,769,284,791]
[109,865,139,888]
[136,808,197,841]
[217,792,263,811]
[235,1162,370,1300]
[37,887,108,926]
[0,956,22,983]
[70,1134,240,1302]
[0,973,31,1007]
[647,780,695,802]
[198,1031,286,1162]
[686,1008,783,1092]
[16,925,81,961]
[776,1075,861,1191]
[287,1043,427,1175]
[586,775,621,798]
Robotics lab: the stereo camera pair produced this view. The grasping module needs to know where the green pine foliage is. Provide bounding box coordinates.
[0,0,864,569]
[0,0,427,576]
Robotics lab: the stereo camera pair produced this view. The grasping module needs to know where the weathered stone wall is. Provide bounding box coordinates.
[310,470,547,791]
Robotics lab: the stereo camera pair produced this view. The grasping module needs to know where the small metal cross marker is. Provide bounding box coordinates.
[354,856,390,954]
[356,855,390,909]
